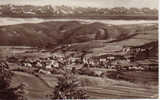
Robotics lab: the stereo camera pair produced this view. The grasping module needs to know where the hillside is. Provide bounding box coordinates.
[0,21,138,47]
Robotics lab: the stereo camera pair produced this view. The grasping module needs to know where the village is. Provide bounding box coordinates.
[1,44,157,80]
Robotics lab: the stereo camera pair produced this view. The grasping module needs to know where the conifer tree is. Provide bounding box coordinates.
[52,72,88,99]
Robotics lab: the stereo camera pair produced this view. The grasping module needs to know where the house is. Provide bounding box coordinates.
[100,58,106,62]
[38,69,51,75]
[45,60,59,69]
[107,56,115,60]
[35,62,43,68]
[82,58,89,64]
[45,65,52,69]
[23,63,32,68]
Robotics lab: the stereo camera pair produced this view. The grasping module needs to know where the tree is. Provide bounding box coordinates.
[52,72,88,99]
[0,61,27,100]
[0,61,14,100]
[13,83,28,100]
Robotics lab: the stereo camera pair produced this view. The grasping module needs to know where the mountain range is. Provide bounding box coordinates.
[0,4,158,19]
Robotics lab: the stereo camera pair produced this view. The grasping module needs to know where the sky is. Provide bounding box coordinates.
[0,0,158,8]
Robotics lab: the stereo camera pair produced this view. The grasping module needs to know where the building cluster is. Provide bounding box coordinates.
[6,52,157,76]
[122,46,152,61]
[5,45,157,76]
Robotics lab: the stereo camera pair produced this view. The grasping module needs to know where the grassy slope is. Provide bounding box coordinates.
[11,72,158,99]
[12,72,52,100]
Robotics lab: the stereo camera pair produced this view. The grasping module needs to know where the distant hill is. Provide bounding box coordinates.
[0,21,138,47]
[0,4,158,19]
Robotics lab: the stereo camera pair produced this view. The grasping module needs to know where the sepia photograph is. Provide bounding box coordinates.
[0,0,158,100]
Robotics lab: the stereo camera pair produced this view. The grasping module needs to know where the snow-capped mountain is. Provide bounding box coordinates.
[0,4,158,18]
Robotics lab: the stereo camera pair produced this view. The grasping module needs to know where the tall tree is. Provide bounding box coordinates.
[52,72,88,99]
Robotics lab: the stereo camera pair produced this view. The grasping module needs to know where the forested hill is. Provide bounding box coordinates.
[0,21,158,48]
[0,21,138,47]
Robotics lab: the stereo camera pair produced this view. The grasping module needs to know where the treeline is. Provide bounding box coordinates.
[0,4,158,19]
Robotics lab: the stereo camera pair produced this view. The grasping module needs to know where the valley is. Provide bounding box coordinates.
[0,20,158,99]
